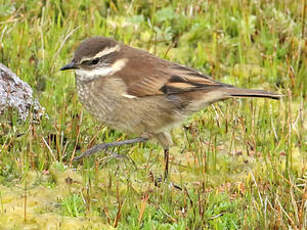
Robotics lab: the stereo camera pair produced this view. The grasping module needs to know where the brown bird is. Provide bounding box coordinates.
[61,36,281,179]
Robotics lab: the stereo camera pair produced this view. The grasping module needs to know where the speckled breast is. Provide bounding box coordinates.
[75,75,143,134]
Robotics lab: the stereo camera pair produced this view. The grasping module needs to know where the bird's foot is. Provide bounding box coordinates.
[151,174,182,191]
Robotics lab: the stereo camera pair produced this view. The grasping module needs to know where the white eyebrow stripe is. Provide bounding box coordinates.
[75,58,128,81]
[80,45,121,63]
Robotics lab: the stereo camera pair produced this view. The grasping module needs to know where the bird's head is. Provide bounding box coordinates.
[61,36,127,81]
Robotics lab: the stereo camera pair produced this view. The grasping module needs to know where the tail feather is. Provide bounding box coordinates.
[224,87,283,100]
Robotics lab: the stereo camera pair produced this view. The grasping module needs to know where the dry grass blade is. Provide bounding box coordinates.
[138,193,149,224]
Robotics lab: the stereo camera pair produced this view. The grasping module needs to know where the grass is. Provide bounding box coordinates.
[0,0,306,229]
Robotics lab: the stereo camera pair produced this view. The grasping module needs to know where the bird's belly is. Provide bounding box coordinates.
[76,77,185,136]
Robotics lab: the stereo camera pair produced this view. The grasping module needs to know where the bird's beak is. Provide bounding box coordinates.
[60,61,78,71]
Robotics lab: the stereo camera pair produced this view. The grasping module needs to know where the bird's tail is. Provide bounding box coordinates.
[223,87,283,100]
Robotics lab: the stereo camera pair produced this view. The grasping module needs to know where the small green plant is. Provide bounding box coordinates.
[62,193,86,217]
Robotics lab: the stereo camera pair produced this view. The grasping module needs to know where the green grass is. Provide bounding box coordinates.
[0,0,306,229]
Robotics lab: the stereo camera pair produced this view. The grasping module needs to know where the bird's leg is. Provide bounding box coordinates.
[164,148,169,180]
[73,137,148,161]
[154,149,182,190]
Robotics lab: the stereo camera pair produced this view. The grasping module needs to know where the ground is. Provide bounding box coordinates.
[0,0,306,229]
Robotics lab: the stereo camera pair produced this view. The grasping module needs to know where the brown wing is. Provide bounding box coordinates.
[116,46,230,97]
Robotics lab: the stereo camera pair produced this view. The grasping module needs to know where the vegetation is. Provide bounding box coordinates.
[0,0,306,229]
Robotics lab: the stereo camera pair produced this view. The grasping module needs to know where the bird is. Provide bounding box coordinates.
[61,36,282,179]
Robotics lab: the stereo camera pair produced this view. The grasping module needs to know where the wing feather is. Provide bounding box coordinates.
[116,46,230,97]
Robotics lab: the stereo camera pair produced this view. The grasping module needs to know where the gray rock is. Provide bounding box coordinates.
[0,63,44,121]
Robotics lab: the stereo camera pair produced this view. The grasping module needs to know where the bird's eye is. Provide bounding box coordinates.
[91,58,99,65]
